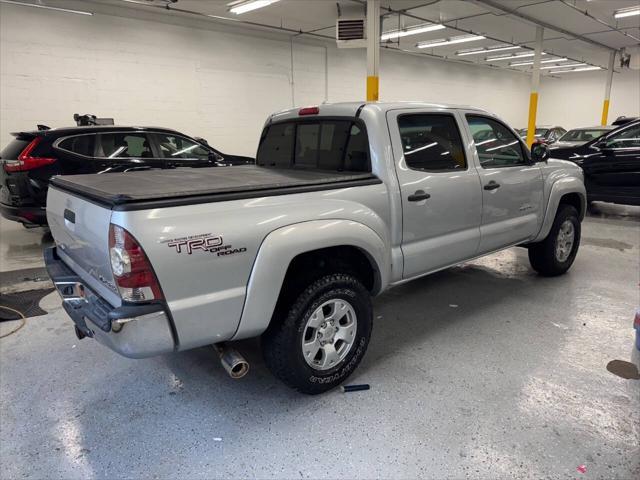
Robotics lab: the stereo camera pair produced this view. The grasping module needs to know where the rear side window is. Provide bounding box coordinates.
[98,133,152,158]
[57,135,95,157]
[150,133,210,160]
[257,120,370,172]
[398,114,466,171]
[0,139,30,160]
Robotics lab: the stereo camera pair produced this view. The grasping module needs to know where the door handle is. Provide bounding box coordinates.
[64,209,76,224]
[483,181,501,191]
[408,190,431,202]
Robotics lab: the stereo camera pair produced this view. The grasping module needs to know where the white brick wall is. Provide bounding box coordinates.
[1,2,633,157]
[538,68,640,129]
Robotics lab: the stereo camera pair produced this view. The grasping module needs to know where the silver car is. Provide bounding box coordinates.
[552,126,615,148]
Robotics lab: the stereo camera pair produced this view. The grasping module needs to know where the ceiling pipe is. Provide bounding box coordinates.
[351,0,519,52]
[350,0,594,70]
[472,0,616,52]
[558,0,640,43]
[115,0,336,40]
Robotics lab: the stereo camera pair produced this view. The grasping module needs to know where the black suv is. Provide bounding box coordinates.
[0,126,253,226]
[549,120,640,206]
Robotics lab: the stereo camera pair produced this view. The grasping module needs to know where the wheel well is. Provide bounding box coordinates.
[558,192,584,219]
[270,246,378,325]
[285,246,377,292]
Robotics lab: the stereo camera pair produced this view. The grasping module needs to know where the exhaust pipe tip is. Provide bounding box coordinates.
[227,360,250,379]
[214,343,250,379]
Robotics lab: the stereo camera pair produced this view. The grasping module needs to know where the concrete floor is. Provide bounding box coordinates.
[0,204,639,479]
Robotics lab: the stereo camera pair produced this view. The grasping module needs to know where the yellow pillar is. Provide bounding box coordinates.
[601,51,616,126]
[526,26,544,149]
[367,76,379,101]
[601,99,610,126]
[366,0,380,101]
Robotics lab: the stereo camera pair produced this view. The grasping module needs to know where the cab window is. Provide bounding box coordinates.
[467,116,526,168]
[398,114,466,171]
[256,120,370,172]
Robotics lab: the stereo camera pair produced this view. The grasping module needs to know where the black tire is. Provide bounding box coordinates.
[528,204,581,277]
[262,273,373,395]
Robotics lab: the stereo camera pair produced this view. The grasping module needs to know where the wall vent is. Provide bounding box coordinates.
[336,18,367,48]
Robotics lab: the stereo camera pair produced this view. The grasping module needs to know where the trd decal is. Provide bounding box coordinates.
[162,233,247,257]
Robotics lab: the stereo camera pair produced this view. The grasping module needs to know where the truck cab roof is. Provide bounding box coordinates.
[269,101,490,122]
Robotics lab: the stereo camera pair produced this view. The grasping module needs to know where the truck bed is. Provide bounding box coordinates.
[49,165,381,211]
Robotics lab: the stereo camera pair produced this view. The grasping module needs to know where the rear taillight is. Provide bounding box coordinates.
[109,224,163,302]
[3,137,56,172]
[634,309,640,329]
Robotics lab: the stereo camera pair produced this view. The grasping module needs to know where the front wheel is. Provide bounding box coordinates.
[528,204,581,276]
[262,273,373,394]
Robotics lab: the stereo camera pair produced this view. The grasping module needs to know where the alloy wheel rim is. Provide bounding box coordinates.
[555,220,575,262]
[301,298,357,371]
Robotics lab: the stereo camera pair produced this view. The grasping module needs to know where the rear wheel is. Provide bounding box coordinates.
[528,204,580,276]
[262,273,372,394]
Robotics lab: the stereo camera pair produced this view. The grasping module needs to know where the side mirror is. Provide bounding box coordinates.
[531,143,550,163]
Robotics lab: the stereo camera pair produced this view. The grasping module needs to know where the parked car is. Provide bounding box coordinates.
[549,120,640,206]
[0,126,254,226]
[44,102,586,394]
[553,126,614,148]
[612,116,638,126]
[519,126,567,145]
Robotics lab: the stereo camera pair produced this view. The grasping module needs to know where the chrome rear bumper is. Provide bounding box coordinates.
[44,246,175,358]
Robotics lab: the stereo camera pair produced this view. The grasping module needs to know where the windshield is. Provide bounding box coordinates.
[520,128,549,137]
[559,129,609,142]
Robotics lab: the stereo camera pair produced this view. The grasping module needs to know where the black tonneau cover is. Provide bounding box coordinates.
[50,165,381,211]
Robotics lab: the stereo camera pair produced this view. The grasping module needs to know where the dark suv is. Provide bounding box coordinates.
[0,126,253,226]
[549,120,640,206]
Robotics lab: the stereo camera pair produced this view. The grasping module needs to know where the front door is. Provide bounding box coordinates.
[464,114,544,253]
[387,110,482,279]
[582,122,640,204]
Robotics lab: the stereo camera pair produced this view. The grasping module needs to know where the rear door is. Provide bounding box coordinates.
[94,131,157,173]
[582,122,640,201]
[464,114,544,253]
[387,109,482,278]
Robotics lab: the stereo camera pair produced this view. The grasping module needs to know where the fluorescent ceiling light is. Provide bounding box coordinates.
[614,7,640,18]
[228,0,279,15]
[510,58,568,66]
[487,51,547,61]
[0,0,92,15]
[416,34,485,49]
[541,63,585,70]
[549,66,603,73]
[381,23,445,41]
[456,45,520,56]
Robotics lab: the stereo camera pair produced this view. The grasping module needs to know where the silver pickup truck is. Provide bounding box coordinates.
[44,102,586,394]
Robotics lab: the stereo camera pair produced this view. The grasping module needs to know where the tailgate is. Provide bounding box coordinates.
[46,186,121,306]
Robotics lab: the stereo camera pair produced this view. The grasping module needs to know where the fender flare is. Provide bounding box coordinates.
[231,219,390,340]
[533,177,586,242]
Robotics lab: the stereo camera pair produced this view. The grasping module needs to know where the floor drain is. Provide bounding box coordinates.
[0,288,54,321]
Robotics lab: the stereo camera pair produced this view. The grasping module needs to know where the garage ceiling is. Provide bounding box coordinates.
[24,0,640,73]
